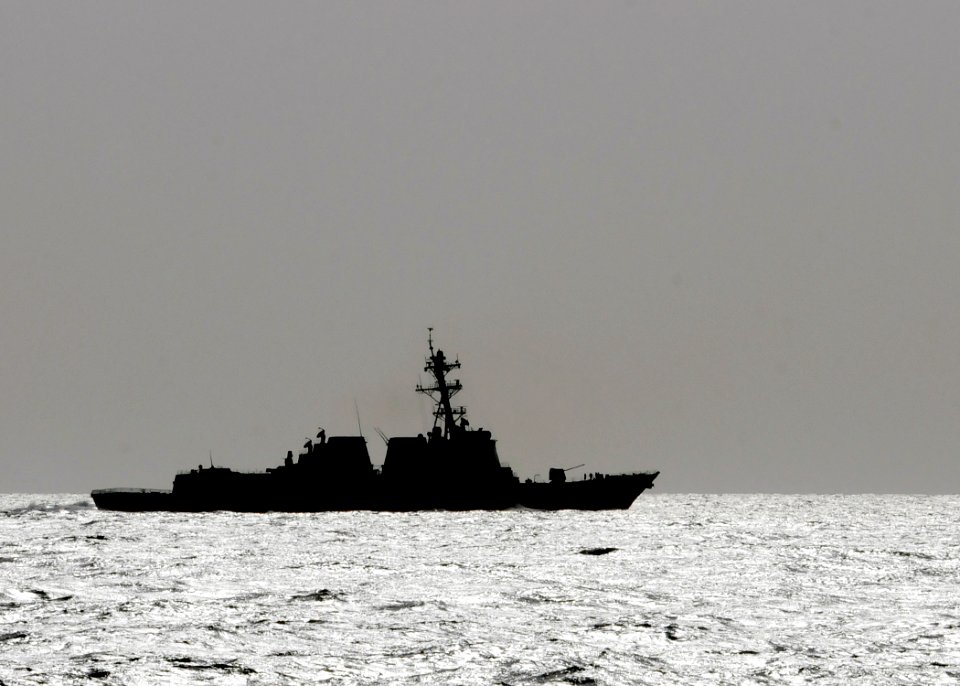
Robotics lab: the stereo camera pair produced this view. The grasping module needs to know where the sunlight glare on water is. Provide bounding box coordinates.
[0,494,958,684]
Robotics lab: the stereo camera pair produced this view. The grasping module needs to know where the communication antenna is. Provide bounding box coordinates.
[209,450,214,468]
[355,399,364,437]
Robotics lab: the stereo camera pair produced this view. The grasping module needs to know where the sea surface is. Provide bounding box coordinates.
[0,494,957,685]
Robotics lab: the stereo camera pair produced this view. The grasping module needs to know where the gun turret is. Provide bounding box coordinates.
[548,464,585,483]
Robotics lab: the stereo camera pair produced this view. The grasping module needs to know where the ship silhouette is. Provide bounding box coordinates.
[92,331,658,512]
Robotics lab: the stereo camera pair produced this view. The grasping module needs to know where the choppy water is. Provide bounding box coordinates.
[1,494,957,684]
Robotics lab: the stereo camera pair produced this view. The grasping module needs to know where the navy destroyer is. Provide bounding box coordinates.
[92,332,658,511]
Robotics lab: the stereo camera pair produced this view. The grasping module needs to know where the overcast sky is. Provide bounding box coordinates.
[3,2,959,493]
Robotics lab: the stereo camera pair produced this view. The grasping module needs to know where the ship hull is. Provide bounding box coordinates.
[516,472,658,511]
[91,471,658,513]
[90,489,176,512]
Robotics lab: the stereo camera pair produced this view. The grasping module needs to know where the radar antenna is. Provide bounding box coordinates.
[416,330,466,438]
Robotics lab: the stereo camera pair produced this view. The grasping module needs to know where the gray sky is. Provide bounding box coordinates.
[3,2,959,493]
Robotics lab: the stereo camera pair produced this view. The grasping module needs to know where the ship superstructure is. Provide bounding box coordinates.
[379,329,518,509]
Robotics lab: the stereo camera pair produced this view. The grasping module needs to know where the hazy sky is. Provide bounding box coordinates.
[3,2,960,493]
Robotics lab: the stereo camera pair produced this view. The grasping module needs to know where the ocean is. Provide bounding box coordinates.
[0,494,957,685]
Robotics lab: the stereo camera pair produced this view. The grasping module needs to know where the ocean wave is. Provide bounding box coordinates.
[1,495,95,516]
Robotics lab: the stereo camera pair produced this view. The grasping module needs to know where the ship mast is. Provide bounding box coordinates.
[416,328,466,438]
